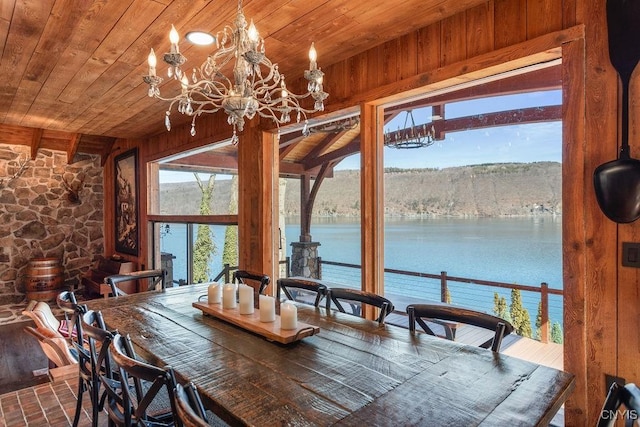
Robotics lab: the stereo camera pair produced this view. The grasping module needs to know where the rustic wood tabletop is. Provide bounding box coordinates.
[87,284,575,427]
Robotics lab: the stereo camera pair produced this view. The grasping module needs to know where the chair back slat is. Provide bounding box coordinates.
[326,288,394,325]
[406,302,514,352]
[174,382,210,427]
[598,382,640,427]
[277,277,328,307]
[108,333,177,426]
[233,270,270,295]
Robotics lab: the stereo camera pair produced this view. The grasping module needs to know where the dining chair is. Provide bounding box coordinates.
[23,325,77,368]
[105,268,167,297]
[232,270,270,295]
[325,288,395,325]
[105,332,177,426]
[174,382,229,427]
[277,277,328,307]
[56,290,87,351]
[597,381,640,427]
[77,310,115,427]
[406,302,514,352]
[22,300,66,339]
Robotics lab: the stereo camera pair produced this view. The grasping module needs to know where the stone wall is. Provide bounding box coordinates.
[0,144,104,304]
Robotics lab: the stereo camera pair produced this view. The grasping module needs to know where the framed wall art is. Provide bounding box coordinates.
[114,148,139,255]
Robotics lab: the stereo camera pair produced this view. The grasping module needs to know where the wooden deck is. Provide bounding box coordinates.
[385,312,564,371]
[383,291,564,370]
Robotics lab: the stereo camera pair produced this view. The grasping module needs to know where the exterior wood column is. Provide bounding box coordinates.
[299,173,312,242]
[360,103,385,320]
[237,122,279,295]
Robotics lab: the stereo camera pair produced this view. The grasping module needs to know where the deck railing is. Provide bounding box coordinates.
[317,258,563,344]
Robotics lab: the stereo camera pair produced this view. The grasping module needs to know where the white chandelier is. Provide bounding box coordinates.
[143,0,328,144]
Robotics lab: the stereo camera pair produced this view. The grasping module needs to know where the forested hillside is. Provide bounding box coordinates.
[160,162,561,217]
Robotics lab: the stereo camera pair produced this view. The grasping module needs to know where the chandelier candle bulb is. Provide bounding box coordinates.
[208,283,222,304]
[238,284,254,315]
[148,49,156,77]
[247,20,259,43]
[222,283,237,309]
[259,295,276,322]
[280,302,298,330]
[169,25,179,53]
[309,43,317,70]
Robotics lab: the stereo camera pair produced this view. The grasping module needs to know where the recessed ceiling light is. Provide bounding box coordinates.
[185,31,215,46]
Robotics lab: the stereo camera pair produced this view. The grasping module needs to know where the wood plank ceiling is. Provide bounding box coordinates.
[0,0,559,172]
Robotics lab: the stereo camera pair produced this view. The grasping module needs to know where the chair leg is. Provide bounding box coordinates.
[91,380,100,427]
[407,306,416,333]
[72,380,85,427]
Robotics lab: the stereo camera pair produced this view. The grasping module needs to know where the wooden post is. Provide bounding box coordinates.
[299,174,311,242]
[440,271,448,303]
[237,123,279,294]
[360,103,385,321]
[540,282,549,344]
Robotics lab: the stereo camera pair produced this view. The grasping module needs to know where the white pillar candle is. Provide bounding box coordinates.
[207,282,221,304]
[259,295,276,322]
[222,283,237,309]
[238,284,254,314]
[280,301,298,330]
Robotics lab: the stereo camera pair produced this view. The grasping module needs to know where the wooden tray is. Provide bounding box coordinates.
[192,302,319,344]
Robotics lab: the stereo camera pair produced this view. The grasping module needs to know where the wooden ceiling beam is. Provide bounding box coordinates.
[383,105,561,142]
[384,65,561,114]
[304,139,361,170]
[30,128,43,160]
[66,133,80,164]
[305,131,349,160]
[163,152,239,172]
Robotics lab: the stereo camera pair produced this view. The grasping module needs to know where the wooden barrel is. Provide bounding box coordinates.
[25,258,64,301]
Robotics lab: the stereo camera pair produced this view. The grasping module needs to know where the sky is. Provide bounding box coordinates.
[159,90,562,182]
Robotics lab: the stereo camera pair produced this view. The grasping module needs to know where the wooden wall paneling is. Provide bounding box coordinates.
[360,102,385,321]
[579,0,620,424]
[526,0,564,39]
[144,112,233,163]
[349,53,369,98]
[137,139,149,270]
[561,37,589,427]
[618,232,640,382]
[440,12,467,66]
[562,0,578,29]
[103,148,116,257]
[465,1,495,57]
[324,59,347,105]
[416,23,441,75]
[379,38,400,87]
[493,0,527,49]
[398,32,418,81]
[617,4,640,397]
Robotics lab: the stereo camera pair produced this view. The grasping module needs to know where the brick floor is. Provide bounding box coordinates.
[0,378,108,427]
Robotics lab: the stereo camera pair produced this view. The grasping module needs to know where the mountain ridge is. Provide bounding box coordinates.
[159,162,561,217]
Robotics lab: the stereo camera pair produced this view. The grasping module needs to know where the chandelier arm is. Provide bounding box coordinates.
[143,0,328,138]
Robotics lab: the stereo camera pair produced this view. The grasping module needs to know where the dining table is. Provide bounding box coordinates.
[86,283,575,426]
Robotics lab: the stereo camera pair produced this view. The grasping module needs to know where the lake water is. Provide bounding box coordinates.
[160,216,563,328]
